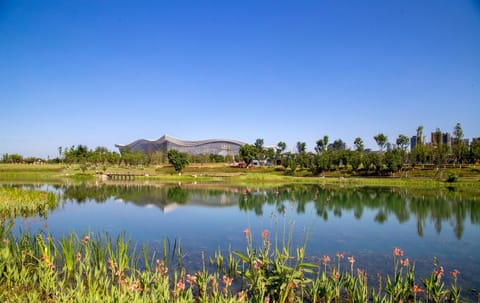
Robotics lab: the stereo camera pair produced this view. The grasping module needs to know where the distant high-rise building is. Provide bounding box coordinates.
[431,131,452,147]
[411,136,418,150]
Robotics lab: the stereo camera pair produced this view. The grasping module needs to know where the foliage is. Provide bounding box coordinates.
[446,173,458,183]
[239,144,257,167]
[167,150,189,173]
[374,133,388,152]
[0,222,467,302]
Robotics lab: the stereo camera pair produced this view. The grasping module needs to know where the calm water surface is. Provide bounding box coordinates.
[8,183,480,295]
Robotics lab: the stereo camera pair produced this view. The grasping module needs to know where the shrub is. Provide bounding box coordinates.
[446,173,458,183]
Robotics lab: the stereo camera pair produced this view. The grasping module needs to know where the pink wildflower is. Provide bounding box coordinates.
[413,284,424,293]
[223,275,233,287]
[400,258,410,267]
[253,259,263,270]
[176,279,185,291]
[186,274,197,285]
[393,247,404,257]
[243,228,250,238]
[450,269,460,279]
[322,255,331,266]
[262,229,269,240]
[348,256,355,265]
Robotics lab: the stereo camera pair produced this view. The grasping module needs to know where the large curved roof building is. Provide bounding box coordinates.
[116,135,245,156]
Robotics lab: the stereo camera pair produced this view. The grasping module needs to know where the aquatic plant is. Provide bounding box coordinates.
[0,223,470,302]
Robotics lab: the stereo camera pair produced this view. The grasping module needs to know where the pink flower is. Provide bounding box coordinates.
[348,256,355,265]
[400,258,409,267]
[76,252,82,262]
[176,279,185,291]
[243,228,250,238]
[223,275,233,287]
[262,229,269,239]
[450,269,460,279]
[332,271,340,280]
[336,252,345,259]
[322,255,331,265]
[413,284,424,293]
[253,259,263,270]
[393,247,404,257]
[186,274,197,285]
[82,235,90,244]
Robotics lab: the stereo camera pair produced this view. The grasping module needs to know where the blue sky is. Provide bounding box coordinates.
[1,0,479,158]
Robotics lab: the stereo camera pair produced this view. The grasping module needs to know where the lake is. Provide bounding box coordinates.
[6,182,480,297]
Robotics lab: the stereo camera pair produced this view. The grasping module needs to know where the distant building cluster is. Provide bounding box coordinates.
[116,135,245,156]
[410,132,474,150]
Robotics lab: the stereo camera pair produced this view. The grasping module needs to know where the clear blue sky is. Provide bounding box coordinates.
[1,0,479,158]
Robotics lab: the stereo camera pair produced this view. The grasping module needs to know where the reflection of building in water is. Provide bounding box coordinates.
[116,134,245,156]
[124,191,240,213]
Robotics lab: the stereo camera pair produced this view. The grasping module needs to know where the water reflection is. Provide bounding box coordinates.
[53,183,480,239]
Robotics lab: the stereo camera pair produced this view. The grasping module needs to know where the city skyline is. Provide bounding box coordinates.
[1,1,479,158]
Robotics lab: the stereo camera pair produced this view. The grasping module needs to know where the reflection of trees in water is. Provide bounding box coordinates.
[238,185,480,239]
[59,183,236,211]
[56,183,480,239]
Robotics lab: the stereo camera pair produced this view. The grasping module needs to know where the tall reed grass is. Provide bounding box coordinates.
[0,222,469,302]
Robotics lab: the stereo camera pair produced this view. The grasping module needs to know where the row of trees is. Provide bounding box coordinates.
[239,123,480,175]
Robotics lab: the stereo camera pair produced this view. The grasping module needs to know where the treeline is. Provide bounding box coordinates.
[239,123,480,176]
[0,145,236,166]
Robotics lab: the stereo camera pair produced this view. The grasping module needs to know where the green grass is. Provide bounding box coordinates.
[1,163,479,191]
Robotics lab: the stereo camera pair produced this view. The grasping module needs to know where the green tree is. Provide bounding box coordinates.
[384,149,403,173]
[276,141,286,154]
[296,142,306,154]
[453,123,467,165]
[254,138,264,151]
[354,137,364,152]
[416,125,424,145]
[469,140,480,163]
[167,149,189,173]
[374,133,388,152]
[239,144,257,167]
[330,139,346,151]
[396,134,410,151]
[254,138,265,162]
[315,136,329,154]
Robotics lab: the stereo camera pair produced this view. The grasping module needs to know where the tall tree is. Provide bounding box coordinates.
[416,125,424,145]
[354,137,364,152]
[296,142,306,154]
[239,144,257,167]
[167,149,189,173]
[315,136,329,153]
[374,133,388,152]
[254,138,265,162]
[330,139,346,151]
[276,141,286,154]
[396,134,410,151]
[254,138,264,151]
[453,123,467,165]
[453,123,464,143]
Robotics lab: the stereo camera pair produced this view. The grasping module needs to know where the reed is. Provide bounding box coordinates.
[0,222,469,302]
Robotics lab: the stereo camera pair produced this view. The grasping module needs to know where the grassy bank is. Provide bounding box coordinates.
[1,163,479,190]
[0,224,466,303]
